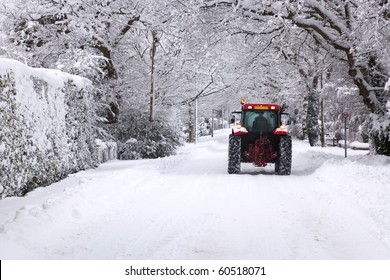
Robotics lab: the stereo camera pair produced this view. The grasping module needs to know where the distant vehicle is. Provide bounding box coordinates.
[228,100,292,175]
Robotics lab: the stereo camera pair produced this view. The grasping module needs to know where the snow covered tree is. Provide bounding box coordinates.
[1,0,190,155]
[2,0,389,156]
[200,0,390,155]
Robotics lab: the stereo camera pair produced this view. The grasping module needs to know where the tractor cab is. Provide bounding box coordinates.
[246,110,276,133]
[240,104,281,145]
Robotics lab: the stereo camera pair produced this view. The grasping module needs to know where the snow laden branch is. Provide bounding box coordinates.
[287,15,351,52]
[283,3,387,115]
[178,69,234,106]
[303,0,351,36]
[113,15,141,46]
[201,0,388,112]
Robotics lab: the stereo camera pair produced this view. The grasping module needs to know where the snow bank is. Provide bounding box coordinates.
[0,58,97,198]
[350,141,369,150]
[338,140,349,148]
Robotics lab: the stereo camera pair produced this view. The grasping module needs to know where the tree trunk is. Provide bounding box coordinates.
[307,75,320,146]
[347,54,390,155]
[188,103,195,143]
[320,98,325,147]
[320,74,325,147]
[149,30,157,122]
[93,41,117,80]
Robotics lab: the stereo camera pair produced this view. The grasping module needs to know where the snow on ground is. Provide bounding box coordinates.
[0,129,389,259]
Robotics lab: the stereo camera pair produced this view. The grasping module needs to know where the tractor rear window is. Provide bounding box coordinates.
[244,110,278,132]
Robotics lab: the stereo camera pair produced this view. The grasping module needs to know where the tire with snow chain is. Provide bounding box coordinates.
[228,134,241,174]
[276,136,292,175]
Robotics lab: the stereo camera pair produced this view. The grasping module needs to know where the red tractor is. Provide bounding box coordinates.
[228,101,292,175]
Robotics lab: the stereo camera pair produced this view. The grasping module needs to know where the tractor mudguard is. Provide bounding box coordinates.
[232,126,248,136]
[273,126,289,135]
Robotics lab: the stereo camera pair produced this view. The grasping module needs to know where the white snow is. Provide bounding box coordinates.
[350,141,369,150]
[385,77,390,91]
[0,58,91,153]
[0,58,91,92]
[0,142,5,153]
[0,129,389,259]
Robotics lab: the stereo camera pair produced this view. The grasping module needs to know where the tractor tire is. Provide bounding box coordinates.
[274,160,279,173]
[228,134,241,174]
[276,136,292,175]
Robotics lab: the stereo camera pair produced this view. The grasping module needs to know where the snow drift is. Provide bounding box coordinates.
[0,58,97,198]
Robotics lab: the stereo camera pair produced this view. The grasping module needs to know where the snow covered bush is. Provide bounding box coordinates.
[198,117,210,136]
[360,101,390,156]
[95,139,117,164]
[363,113,390,156]
[288,122,304,140]
[0,58,97,198]
[110,109,184,160]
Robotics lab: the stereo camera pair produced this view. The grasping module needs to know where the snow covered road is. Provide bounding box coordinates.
[1,129,390,259]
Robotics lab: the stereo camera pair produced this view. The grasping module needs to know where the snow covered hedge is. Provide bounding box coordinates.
[0,58,97,198]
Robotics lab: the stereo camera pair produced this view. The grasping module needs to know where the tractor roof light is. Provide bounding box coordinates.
[240,98,245,105]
